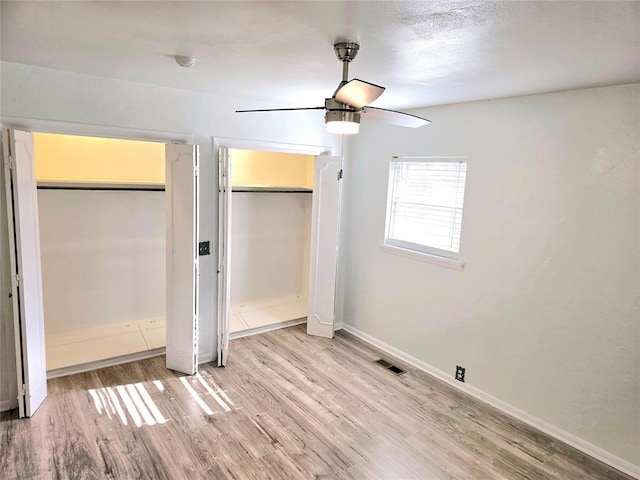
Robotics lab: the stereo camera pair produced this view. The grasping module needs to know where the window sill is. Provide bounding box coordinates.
[379,244,465,271]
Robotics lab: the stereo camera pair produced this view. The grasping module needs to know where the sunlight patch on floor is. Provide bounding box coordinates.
[87,374,237,426]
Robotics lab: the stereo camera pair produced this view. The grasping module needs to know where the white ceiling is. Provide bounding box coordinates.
[1,1,639,110]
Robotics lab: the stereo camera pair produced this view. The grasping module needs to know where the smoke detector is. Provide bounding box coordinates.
[175,55,196,68]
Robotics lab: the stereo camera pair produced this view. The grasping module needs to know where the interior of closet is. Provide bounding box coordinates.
[34,133,167,375]
[228,149,313,336]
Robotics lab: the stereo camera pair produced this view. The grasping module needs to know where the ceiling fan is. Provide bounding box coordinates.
[236,41,430,135]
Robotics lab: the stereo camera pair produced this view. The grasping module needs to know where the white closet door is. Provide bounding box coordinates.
[307,156,341,338]
[217,147,231,366]
[2,129,47,417]
[165,143,199,374]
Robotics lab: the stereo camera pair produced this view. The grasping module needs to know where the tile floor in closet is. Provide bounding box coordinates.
[45,318,166,371]
[230,293,307,334]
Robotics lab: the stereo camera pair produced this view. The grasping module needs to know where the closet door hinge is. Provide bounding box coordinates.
[194,166,200,177]
[4,155,15,170]
[14,274,21,287]
[18,384,27,398]
[337,169,343,180]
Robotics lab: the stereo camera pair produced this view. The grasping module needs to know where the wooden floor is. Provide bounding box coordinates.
[0,325,632,480]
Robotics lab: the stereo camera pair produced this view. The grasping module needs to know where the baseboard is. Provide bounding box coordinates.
[334,321,344,331]
[229,318,307,341]
[0,399,18,413]
[341,324,640,479]
[47,348,166,379]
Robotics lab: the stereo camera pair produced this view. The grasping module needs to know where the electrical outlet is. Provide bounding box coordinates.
[455,365,465,382]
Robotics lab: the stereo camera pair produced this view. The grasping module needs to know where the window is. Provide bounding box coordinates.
[384,156,467,260]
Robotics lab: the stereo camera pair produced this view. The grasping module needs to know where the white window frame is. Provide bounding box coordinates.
[383,156,468,265]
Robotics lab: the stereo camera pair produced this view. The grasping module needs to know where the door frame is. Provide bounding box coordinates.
[1,117,193,144]
[212,136,334,365]
[0,116,193,410]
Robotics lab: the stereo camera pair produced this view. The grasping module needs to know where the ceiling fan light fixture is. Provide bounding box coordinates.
[325,108,361,135]
[326,120,360,135]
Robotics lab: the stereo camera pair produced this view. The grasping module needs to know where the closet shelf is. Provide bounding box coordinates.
[232,185,312,193]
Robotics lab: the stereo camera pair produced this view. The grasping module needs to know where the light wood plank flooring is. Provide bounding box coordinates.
[1,325,633,479]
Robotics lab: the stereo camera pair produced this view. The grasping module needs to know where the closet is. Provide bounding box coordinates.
[228,149,313,336]
[34,133,167,374]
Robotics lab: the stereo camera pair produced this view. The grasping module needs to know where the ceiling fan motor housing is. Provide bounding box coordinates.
[325,108,361,125]
[324,97,361,125]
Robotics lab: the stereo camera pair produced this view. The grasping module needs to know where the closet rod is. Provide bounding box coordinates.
[232,187,312,193]
[37,186,165,192]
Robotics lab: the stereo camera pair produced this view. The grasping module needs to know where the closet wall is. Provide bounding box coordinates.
[231,193,311,303]
[229,150,313,333]
[38,189,165,333]
[35,133,164,185]
[231,149,313,188]
[34,133,166,370]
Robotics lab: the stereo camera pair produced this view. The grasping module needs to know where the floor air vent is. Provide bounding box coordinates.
[375,359,406,375]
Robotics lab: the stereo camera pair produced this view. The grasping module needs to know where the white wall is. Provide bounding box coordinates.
[38,189,165,334]
[341,83,640,465]
[0,62,339,407]
[230,192,311,304]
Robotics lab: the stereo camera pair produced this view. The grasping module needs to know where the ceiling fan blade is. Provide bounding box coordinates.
[335,79,386,109]
[362,106,430,128]
[236,106,325,113]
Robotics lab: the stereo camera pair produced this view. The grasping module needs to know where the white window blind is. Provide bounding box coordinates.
[385,157,467,259]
